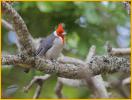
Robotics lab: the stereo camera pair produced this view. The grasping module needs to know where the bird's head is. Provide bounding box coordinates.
[54,23,66,44]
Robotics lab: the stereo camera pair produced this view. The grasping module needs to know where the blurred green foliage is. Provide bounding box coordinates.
[2,2,130,98]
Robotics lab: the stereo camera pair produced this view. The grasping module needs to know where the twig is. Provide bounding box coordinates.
[24,74,51,92]
[106,42,130,56]
[122,77,130,85]
[85,45,96,64]
[33,80,43,99]
[110,48,130,56]
[55,79,64,98]
[2,19,21,50]
[2,19,14,31]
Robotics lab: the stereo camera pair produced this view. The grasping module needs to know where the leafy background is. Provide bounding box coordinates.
[2,1,130,98]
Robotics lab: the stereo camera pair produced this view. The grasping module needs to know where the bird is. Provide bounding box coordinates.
[36,23,66,60]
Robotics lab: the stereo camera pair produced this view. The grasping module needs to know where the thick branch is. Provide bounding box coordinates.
[2,2,35,55]
[2,55,130,79]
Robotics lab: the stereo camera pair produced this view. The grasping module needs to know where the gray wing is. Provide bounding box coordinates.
[36,34,55,56]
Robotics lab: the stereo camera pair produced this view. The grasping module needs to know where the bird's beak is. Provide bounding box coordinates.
[63,32,67,35]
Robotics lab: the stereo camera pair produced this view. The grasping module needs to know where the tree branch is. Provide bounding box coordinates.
[85,46,109,98]
[24,74,51,93]
[2,55,130,79]
[55,79,64,98]
[2,2,35,55]
[33,80,43,99]
[91,75,109,98]
[110,48,130,56]
[122,77,130,85]
[85,45,96,63]
[106,42,130,56]
[2,19,14,31]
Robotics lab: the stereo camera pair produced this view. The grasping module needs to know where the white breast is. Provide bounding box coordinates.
[45,37,64,59]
